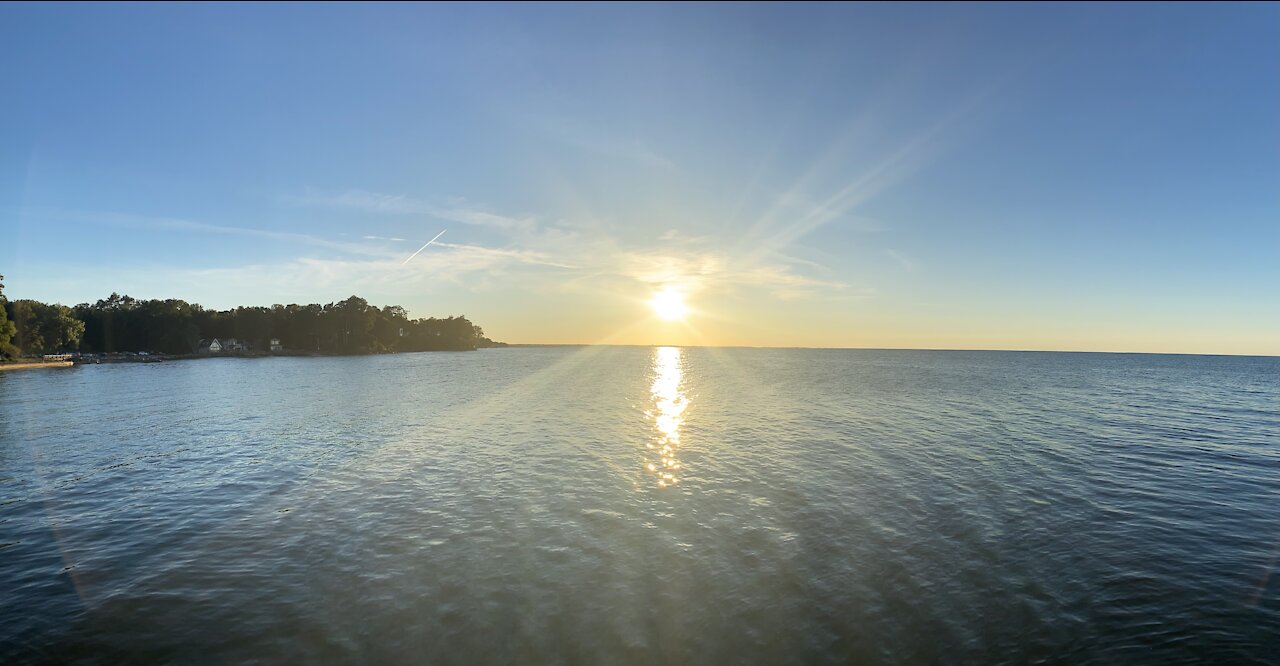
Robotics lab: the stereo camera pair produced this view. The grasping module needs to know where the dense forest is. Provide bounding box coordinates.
[0,274,502,359]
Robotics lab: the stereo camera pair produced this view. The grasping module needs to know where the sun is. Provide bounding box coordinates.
[649,288,689,321]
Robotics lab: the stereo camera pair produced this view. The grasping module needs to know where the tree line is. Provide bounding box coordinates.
[0,275,502,358]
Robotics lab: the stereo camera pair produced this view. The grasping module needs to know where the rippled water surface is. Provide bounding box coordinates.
[2,347,1278,663]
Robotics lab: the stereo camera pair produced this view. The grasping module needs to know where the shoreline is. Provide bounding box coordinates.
[50,347,500,367]
[0,361,75,372]
[2,347,505,371]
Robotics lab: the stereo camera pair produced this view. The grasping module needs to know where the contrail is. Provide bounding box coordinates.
[401,229,447,265]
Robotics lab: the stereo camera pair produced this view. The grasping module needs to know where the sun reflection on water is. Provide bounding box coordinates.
[646,346,687,488]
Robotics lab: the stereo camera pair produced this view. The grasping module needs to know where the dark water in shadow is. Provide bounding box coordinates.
[2,348,1278,663]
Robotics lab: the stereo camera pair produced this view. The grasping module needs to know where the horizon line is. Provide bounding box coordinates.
[499,343,1279,359]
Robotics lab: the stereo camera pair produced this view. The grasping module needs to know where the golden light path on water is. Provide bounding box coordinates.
[646,346,687,488]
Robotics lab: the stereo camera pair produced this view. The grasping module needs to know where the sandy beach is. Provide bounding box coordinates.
[0,360,75,372]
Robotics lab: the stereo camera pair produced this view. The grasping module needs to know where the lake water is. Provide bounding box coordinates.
[2,347,1278,663]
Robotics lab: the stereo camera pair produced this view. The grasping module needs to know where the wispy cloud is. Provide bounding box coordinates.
[319,194,857,300]
[281,188,862,299]
[568,134,676,171]
[612,249,854,301]
[25,208,400,259]
[434,242,578,270]
[285,190,535,231]
[885,249,917,272]
[528,115,678,171]
[658,229,712,244]
[28,184,865,311]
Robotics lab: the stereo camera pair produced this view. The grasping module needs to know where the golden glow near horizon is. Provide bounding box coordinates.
[646,346,687,488]
[648,288,689,321]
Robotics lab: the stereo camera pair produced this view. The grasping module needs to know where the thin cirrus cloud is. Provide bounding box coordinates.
[287,188,856,301]
[24,192,859,308]
[536,117,678,171]
[22,207,400,259]
[55,236,575,307]
[11,205,564,296]
[284,188,860,302]
[885,249,917,272]
[284,189,536,231]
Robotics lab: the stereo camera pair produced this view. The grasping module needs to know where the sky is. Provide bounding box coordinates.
[1,2,1277,354]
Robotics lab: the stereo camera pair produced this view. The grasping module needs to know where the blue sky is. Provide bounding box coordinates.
[2,3,1277,353]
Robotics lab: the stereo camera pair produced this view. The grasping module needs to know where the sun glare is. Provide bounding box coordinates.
[649,289,689,321]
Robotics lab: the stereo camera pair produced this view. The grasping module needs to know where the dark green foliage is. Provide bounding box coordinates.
[64,293,491,354]
[0,284,495,357]
[0,275,18,359]
[72,294,195,354]
[75,295,202,354]
[0,275,87,357]
[4,300,85,355]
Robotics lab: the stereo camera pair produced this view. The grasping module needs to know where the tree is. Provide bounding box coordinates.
[0,275,17,358]
[5,286,497,356]
[232,306,272,350]
[4,299,85,356]
[135,299,199,353]
[373,305,409,352]
[327,296,377,353]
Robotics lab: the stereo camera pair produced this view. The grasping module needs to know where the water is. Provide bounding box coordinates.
[2,347,1278,663]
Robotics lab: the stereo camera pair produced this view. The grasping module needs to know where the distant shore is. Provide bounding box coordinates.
[16,347,507,368]
[0,360,75,372]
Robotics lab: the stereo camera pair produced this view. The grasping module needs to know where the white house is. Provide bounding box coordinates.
[270,338,282,352]
[197,338,223,354]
